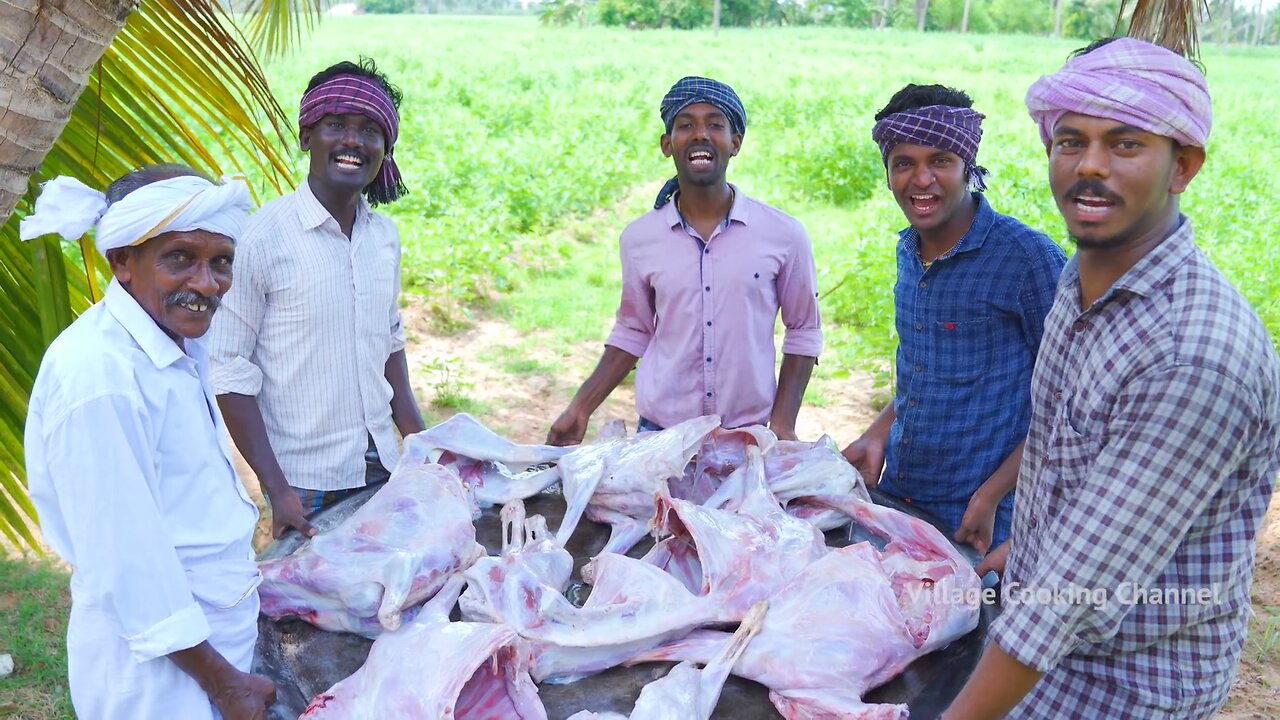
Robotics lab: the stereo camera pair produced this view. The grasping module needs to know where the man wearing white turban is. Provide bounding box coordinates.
[22,164,277,719]
[942,38,1280,720]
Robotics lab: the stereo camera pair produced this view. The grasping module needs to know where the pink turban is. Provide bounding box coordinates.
[1025,37,1211,149]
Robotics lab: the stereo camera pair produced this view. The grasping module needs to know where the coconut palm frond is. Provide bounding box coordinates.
[0,0,324,553]
[1119,0,1210,60]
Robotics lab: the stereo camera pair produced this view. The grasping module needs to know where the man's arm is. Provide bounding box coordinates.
[769,353,816,441]
[955,441,1024,554]
[547,346,639,446]
[217,394,315,539]
[940,642,1043,720]
[169,642,275,720]
[384,349,425,437]
[947,365,1260,717]
[841,402,895,487]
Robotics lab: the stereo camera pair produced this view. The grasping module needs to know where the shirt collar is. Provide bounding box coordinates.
[103,278,188,369]
[898,192,993,258]
[1058,215,1196,309]
[296,176,372,232]
[665,184,750,230]
[1108,216,1197,299]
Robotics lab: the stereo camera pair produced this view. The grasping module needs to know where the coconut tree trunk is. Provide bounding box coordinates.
[915,0,929,31]
[961,0,974,32]
[713,0,721,34]
[0,0,134,224]
[1054,0,1065,37]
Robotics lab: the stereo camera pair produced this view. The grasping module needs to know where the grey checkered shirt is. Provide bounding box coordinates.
[991,218,1280,719]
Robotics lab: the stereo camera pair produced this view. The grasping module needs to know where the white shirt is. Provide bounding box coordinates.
[26,280,260,664]
[209,179,407,491]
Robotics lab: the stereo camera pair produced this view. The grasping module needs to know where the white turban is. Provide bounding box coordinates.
[19,174,253,257]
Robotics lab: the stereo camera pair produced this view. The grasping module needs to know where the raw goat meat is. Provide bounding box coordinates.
[629,445,827,616]
[557,415,720,554]
[628,494,981,719]
[300,576,547,719]
[566,600,768,720]
[402,412,570,509]
[257,463,485,636]
[460,501,723,684]
[669,425,777,504]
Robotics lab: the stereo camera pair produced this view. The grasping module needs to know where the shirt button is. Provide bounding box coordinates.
[706,357,712,362]
[706,321,712,327]
[705,286,710,291]
[706,391,713,397]
[914,364,923,373]
[1072,320,1086,332]
[919,281,927,289]
[909,399,917,407]
[915,323,923,331]
[1054,390,1063,401]
[898,471,905,479]
[902,437,910,445]
[704,249,710,255]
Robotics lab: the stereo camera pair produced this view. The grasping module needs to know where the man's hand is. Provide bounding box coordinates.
[841,435,886,487]
[976,540,1010,577]
[208,670,276,720]
[547,408,589,447]
[264,482,317,540]
[770,424,799,442]
[955,492,997,555]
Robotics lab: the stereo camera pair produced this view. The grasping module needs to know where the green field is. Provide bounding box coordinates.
[252,16,1280,374]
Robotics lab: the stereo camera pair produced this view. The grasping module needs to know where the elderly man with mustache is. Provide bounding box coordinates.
[22,164,275,719]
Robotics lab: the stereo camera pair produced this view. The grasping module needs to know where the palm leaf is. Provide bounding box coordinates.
[1119,0,1210,59]
[0,0,322,553]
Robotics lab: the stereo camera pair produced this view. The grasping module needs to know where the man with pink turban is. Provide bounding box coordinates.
[943,37,1280,719]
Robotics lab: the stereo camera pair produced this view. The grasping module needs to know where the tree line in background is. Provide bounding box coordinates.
[357,0,1278,44]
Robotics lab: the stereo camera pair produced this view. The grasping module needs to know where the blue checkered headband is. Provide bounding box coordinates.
[871,105,989,190]
[660,77,747,136]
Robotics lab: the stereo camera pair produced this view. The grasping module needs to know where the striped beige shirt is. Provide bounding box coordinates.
[210,179,407,491]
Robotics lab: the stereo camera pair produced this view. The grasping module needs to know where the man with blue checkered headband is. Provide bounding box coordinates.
[841,83,1066,560]
[548,77,823,446]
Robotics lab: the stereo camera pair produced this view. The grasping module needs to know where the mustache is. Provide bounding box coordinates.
[165,290,221,311]
[1063,180,1121,204]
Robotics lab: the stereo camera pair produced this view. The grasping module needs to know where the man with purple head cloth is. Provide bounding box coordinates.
[943,38,1280,720]
[211,59,425,539]
[842,84,1065,558]
[548,76,822,445]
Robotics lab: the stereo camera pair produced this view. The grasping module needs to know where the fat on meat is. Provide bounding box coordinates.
[623,445,827,616]
[299,576,547,720]
[403,412,570,509]
[556,415,721,554]
[460,502,724,684]
[566,600,768,720]
[627,494,981,719]
[256,463,485,636]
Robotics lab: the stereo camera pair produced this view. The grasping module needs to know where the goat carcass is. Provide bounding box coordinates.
[300,576,547,719]
[257,463,484,636]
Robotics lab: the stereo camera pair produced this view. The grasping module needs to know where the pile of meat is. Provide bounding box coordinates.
[256,413,982,719]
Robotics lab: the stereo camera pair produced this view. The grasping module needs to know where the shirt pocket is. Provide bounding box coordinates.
[931,317,994,383]
[1045,402,1098,494]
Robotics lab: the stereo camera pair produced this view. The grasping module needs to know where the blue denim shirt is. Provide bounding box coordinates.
[878,193,1066,548]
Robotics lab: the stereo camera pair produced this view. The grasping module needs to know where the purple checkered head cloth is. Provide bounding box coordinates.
[299,74,406,205]
[1025,37,1211,149]
[871,105,989,191]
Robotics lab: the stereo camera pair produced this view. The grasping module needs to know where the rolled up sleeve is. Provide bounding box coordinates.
[778,225,823,357]
[44,394,211,662]
[605,234,654,358]
[988,365,1257,671]
[210,239,266,396]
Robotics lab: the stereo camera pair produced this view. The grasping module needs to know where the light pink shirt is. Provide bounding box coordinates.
[606,189,823,429]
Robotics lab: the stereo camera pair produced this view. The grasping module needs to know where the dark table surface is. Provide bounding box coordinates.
[254,488,997,720]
